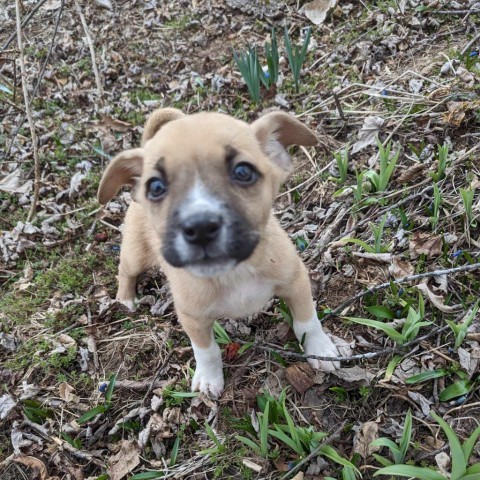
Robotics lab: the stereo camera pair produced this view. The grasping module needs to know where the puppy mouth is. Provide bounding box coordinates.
[185,256,237,278]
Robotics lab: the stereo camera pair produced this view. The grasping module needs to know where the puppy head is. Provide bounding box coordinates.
[98,108,317,277]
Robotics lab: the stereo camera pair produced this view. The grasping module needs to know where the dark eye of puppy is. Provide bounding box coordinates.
[146,177,168,201]
[231,162,257,185]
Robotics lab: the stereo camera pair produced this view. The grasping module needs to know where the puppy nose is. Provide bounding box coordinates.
[181,213,223,246]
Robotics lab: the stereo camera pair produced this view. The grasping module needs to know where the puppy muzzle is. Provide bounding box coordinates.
[161,207,259,277]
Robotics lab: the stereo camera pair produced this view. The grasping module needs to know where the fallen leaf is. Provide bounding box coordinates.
[14,455,48,480]
[302,0,338,25]
[352,252,392,263]
[332,366,374,384]
[397,163,425,184]
[98,114,133,132]
[59,383,79,403]
[456,67,475,88]
[409,232,442,259]
[40,0,62,10]
[407,391,432,416]
[0,394,17,420]
[286,363,315,394]
[0,168,33,194]
[416,283,457,313]
[435,451,450,477]
[224,342,241,361]
[389,257,414,279]
[242,459,263,473]
[458,346,479,376]
[107,440,140,480]
[353,421,380,459]
[351,116,385,154]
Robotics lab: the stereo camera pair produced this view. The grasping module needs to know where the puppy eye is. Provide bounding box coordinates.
[146,177,167,201]
[231,162,257,185]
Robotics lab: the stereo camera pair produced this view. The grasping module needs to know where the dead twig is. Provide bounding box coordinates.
[234,324,451,363]
[15,0,41,222]
[1,0,50,51]
[4,1,64,160]
[73,0,104,100]
[326,262,480,318]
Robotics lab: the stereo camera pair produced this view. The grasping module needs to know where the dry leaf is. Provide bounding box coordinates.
[389,257,414,279]
[14,455,48,480]
[351,116,385,154]
[409,232,442,259]
[59,383,79,403]
[458,347,479,376]
[40,0,62,10]
[332,366,374,384]
[285,363,315,394]
[407,391,432,416]
[107,440,140,480]
[98,114,133,132]
[0,394,17,420]
[242,459,263,473]
[352,252,392,263]
[435,451,450,477]
[302,0,338,25]
[397,163,425,184]
[0,168,33,194]
[353,421,380,459]
[415,283,457,313]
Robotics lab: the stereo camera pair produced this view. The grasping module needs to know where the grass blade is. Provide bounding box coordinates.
[373,465,446,479]
[430,411,466,480]
[405,369,450,385]
[343,317,405,344]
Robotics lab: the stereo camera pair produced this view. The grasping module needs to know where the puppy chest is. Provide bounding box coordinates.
[209,278,274,318]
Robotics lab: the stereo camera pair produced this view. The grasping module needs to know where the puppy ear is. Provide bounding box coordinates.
[142,108,185,145]
[251,111,318,174]
[97,148,144,204]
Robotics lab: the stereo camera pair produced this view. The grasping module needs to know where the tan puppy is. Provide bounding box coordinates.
[98,108,339,396]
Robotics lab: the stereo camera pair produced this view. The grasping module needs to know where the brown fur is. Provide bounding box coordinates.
[97,108,339,396]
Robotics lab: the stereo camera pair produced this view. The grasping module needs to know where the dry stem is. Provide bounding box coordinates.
[15,0,41,222]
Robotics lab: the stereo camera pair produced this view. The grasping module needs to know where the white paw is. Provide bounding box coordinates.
[191,367,225,398]
[118,299,135,312]
[304,334,340,373]
[293,314,340,373]
[191,341,224,398]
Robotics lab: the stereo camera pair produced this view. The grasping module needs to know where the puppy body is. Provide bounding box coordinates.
[98,109,339,396]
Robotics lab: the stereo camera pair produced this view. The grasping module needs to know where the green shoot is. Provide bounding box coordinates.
[431,144,449,182]
[365,140,400,192]
[78,373,117,424]
[341,214,389,254]
[371,410,412,466]
[213,320,232,345]
[460,186,475,227]
[344,294,430,346]
[374,411,480,479]
[333,148,349,183]
[446,303,479,349]
[431,182,442,231]
[233,47,262,104]
[263,28,279,88]
[284,26,311,93]
[354,170,364,202]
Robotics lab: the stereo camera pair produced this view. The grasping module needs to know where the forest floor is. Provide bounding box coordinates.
[1,0,480,479]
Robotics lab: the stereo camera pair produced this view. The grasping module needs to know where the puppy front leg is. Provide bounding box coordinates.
[177,311,224,397]
[278,261,339,372]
